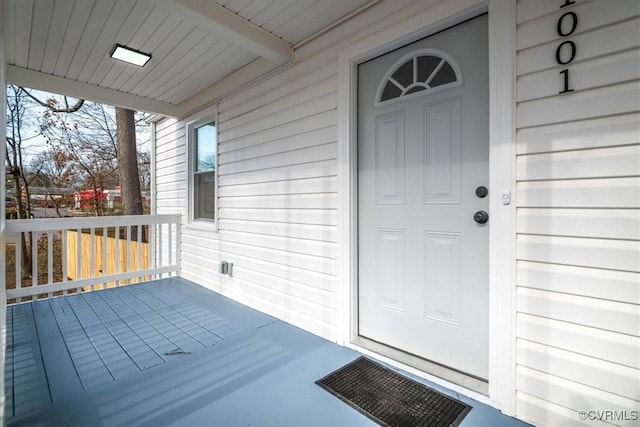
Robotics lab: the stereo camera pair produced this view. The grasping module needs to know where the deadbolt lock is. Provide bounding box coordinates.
[475,186,488,198]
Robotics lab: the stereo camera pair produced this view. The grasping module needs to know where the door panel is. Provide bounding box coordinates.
[424,231,462,326]
[375,228,406,311]
[358,15,489,379]
[375,112,405,204]
[424,98,461,204]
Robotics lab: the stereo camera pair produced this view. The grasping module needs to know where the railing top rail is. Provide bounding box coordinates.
[3,214,180,233]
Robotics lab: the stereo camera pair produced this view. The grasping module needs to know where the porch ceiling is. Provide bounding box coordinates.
[2,0,371,118]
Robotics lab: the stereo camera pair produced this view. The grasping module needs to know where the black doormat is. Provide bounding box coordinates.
[316,357,472,427]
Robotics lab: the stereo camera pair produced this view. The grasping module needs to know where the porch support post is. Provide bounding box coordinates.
[487,0,517,416]
[0,0,8,421]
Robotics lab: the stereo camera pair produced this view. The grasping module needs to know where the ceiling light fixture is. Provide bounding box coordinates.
[110,44,151,67]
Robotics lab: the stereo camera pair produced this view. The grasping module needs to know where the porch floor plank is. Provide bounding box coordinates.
[6,277,531,427]
[48,296,117,390]
[31,299,85,401]
[79,292,165,370]
[65,293,141,381]
[9,303,50,417]
[131,284,231,345]
[4,304,14,418]
[94,289,174,363]
[108,285,208,354]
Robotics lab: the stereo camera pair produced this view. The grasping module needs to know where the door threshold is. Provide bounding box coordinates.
[352,336,489,396]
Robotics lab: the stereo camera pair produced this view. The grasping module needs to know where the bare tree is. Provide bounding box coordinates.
[39,101,119,215]
[5,85,34,274]
[30,148,77,217]
[13,87,149,216]
[32,92,149,216]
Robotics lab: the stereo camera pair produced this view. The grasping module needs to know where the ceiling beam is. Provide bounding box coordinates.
[170,0,292,63]
[6,66,179,117]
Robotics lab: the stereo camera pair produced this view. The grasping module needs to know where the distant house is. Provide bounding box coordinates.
[28,186,74,202]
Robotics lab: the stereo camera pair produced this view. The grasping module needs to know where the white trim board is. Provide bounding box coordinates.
[6,65,179,117]
[336,0,516,415]
[0,3,8,423]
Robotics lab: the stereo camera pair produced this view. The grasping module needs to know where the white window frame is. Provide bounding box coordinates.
[186,105,219,230]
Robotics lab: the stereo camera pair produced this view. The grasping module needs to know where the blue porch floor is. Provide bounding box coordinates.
[5,277,528,426]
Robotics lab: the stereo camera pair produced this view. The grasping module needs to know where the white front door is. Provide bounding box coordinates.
[358,15,489,379]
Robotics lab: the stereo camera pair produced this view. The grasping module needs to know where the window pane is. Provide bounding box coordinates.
[417,56,440,83]
[195,171,215,220]
[430,62,456,87]
[380,81,402,102]
[391,59,413,87]
[405,86,426,95]
[195,123,216,172]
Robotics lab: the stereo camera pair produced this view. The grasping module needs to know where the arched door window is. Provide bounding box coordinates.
[375,48,463,107]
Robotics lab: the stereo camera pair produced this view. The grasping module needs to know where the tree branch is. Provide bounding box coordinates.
[20,87,85,113]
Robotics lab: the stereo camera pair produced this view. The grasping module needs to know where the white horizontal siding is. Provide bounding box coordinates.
[518,234,638,272]
[517,49,640,102]
[150,0,436,343]
[218,219,337,243]
[219,159,337,187]
[155,117,187,219]
[517,367,639,424]
[212,60,340,327]
[517,178,640,208]
[517,145,640,181]
[219,61,337,122]
[516,392,612,427]
[517,339,638,400]
[517,0,640,50]
[516,112,640,155]
[517,81,640,129]
[517,17,640,76]
[155,50,342,339]
[181,230,338,275]
[517,314,639,369]
[219,93,337,143]
[515,1,640,425]
[517,287,639,337]
[517,208,639,240]
[220,126,337,163]
[218,111,337,155]
[218,208,338,226]
[219,143,337,175]
[218,176,338,198]
[517,261,639,304]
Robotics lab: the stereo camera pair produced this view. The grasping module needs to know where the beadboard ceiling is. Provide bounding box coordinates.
[2,0,371,117]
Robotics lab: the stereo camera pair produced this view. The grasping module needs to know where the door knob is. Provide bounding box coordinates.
[474,211,489,224]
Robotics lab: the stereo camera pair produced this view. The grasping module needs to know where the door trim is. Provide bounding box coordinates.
[336,0,516,415]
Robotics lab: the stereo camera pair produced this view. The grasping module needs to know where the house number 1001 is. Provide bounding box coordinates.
[557,0,577,94]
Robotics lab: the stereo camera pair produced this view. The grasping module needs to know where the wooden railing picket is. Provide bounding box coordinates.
[3,214,180,302]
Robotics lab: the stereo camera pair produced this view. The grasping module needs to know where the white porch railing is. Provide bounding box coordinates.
[3,214,180,303]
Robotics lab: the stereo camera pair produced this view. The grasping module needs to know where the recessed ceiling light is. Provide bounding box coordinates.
[110,44,151,67]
